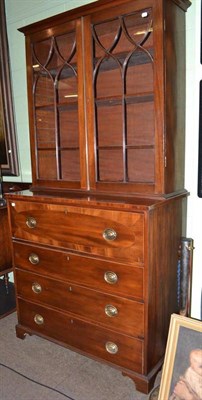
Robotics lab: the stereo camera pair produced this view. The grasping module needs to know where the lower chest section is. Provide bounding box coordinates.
[8,195,182,392]
[11,200,146,372]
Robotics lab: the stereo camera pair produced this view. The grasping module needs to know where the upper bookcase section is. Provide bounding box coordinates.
[19,0,191,198]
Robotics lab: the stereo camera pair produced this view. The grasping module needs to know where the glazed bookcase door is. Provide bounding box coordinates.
[29,20,87,190]
[86,2,161,195]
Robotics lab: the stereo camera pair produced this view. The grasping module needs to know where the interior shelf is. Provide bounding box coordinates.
[94,48,154,71]
[97,145,154,149]
[35,101,78,110]
[95,92,154,105]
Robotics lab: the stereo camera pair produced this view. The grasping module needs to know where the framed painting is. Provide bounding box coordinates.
[0,0,19,176]
[158,313,202,400]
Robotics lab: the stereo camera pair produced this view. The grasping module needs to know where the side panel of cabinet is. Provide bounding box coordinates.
[144,196,187,373]
[164,1,187,194]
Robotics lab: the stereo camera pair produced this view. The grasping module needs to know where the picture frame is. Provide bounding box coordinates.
[158,314,202,400]
[0,0,19,176]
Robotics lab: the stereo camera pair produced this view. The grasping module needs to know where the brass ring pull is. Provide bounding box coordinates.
[34,314,44,325]
[32,282,42,294]
[26,216,37,229]
[103,228,117,241]
[104,271,118,285]
[105,341,118,354]
[29,253,39,265]
[105,304,118,317]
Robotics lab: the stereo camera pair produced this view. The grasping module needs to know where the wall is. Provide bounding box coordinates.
[4,0,202,319]
[185,0,202,319]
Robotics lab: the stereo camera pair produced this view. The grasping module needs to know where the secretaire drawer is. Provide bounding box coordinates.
[13,242,144,300]
[16,269,144,338]
[17,298,143,374]
[9,201,144,263]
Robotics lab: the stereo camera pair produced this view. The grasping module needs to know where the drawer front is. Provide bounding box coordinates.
[13,242,144,300]
[17,298,143,373]
[16,269,144,338]
[9,201,144,263]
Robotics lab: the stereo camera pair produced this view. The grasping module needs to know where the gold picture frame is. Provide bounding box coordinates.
[158,313,202,400]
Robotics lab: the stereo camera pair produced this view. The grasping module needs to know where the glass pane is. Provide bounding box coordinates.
[34,74,54,107]
[127,148,154,182]
[98,149,123,181]
[127,102,154,146]
[37,150,57,180]
[94,19,122,58]
[36,108,55,149]
[33,38,52,66]
[124,9,153,48]
[61,150,80,181]
[126,61,153,95]
[95,58,122,98]
[57,65,78,104]
[59,107,79,147]
[97,104,123,146]
[56,32,76,63]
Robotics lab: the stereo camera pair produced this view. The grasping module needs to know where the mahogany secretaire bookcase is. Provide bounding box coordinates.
[6,0,191,393]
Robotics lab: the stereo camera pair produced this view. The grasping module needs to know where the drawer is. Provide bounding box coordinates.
[16,269,144,338]
[13,242,144,300]
[17,298,143,374]
[9,201,144,263]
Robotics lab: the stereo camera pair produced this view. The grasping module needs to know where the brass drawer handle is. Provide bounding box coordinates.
[105,304,118,317]
[32,282,42,294]
[104,271,118,285]
[105,341,118,354]
[26,216,37,229]
[34,314,44,325]
[103,228,117,241]
[29,253,39,265]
